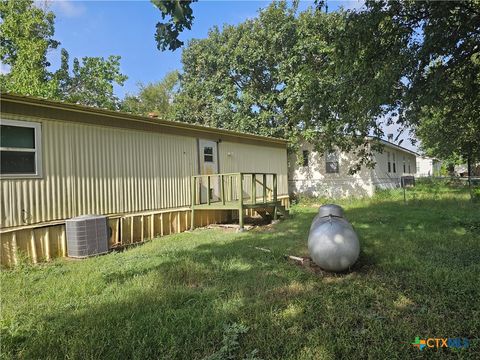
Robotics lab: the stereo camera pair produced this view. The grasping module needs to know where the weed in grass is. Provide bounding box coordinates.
[203,323,261,360]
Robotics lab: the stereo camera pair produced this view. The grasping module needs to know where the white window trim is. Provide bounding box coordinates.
[302,150,309,167]
[0,119,43,179]
[387,151,391,173]
[203,146,214,162]
[325,151,339,174]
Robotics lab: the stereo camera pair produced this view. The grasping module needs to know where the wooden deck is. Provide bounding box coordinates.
[191,172,286,230]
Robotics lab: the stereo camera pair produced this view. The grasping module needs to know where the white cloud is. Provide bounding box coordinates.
[0,63,10,75]
[51,0,86,18]
[336,0,366,12]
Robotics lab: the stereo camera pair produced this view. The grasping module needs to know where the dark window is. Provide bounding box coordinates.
[392,153,396,173]
[1,125,35,148]
[0,121,41,176]
[302,150,309,167]
[387,152,391,172]
[1,151,35,174]
[325,152,339,173]
[204,146,214,162]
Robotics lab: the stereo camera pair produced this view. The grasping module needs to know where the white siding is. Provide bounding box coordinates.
[371,147,416,189]
[288,144,374,198]
[289,142,417,197]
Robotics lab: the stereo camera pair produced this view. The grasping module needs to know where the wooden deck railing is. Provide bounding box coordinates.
[191,172,278,230]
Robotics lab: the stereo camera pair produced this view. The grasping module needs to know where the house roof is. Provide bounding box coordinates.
[0,93,287,148]
[417,155,441,162]
[368,137,418,156]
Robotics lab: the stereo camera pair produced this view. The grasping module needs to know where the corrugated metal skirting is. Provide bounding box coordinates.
[1,197,290,267]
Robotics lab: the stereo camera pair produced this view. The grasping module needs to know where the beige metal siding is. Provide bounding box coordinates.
[1,115,197,228]
[218,141,288,195]
[1,115,288,229]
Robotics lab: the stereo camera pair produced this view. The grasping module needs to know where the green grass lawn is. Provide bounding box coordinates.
[1,185,479,359]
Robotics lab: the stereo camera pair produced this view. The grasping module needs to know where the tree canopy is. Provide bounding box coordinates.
[352,0,480,163]
[174,2,391,169]
[0,0,127,110]
[1,0,478,167]
[174,0,480,167]
[55,49,127,109]
[122,71,179,118]
[0,0,59,97]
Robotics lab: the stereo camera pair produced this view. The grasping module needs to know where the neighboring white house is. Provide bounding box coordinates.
[416,156,442,177]
[288,138,417,198]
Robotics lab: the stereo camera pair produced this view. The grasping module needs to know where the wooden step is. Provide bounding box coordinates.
[274,205,289,218]
[263,205,289,219]
[256,210,272,220]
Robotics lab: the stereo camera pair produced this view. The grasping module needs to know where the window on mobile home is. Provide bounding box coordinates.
[302,150,309,167]
[204,146,214,162]
[325,152,339,173]
[0,120,42,177]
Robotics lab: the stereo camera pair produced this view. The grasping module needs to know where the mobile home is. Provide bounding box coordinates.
[0,94,289,267]
[289,138,417,198]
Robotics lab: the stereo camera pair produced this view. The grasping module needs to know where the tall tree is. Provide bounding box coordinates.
[175,2,298,135]
[0,0,127,110]
[176,0,479,170]
[122,71,179,117]
[175,2,390,169]
[345,0,480,163]
[55,50,127,110]
[0,0,59,97]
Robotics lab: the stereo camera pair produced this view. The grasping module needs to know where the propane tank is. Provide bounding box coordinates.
[309,204,347,231]
[308,204,360,272]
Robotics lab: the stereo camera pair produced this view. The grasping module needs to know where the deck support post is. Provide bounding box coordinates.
[191,177,196,230]
[238,173,244,231]
[251,174,256,204]
[207,176,211,205]
[273,174,278,221]
[263,174,266,203]
[221,175,225,205]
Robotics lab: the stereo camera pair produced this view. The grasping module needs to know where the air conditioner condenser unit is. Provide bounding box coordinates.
[66,215,109,258]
